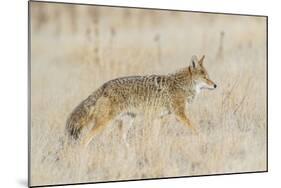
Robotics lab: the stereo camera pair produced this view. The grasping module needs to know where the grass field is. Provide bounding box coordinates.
[30,2,267,186]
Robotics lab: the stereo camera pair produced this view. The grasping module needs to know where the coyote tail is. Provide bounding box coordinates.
[65,84,106,140]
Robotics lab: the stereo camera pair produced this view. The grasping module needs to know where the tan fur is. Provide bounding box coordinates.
[65,55,217,147]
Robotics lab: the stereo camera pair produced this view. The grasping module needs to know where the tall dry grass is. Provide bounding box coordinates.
[30,2,267,186]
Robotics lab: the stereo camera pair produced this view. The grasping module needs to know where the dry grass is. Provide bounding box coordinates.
[30,2,267,186]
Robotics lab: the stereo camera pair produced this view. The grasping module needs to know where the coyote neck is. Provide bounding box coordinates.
[171,69,197,102]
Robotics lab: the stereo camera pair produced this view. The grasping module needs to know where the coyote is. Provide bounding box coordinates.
[66,55,217,147]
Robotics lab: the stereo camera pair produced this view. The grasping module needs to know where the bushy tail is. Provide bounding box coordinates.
[65,85,106,140]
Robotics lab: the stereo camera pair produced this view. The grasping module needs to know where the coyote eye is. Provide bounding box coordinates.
[200,70,205,74]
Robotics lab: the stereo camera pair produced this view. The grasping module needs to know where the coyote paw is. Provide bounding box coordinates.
[189,125,199,135]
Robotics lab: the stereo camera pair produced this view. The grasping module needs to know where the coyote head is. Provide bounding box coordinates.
[189,55,217,93]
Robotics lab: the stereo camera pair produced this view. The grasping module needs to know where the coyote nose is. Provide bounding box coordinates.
[214,84,217,88]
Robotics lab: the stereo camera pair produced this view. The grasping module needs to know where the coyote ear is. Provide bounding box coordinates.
[198,55,205,65]
[191,55,198,68]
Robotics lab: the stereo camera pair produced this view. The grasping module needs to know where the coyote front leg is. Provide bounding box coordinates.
[171,96,198,134]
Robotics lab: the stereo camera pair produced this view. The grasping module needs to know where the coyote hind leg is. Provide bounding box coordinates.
[81,113,116,148]
[120,112,136,147]
[81,98,118,148]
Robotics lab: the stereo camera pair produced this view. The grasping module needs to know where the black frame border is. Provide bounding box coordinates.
[28,1,268,187]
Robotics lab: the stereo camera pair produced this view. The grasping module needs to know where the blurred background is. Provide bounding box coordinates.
[30,2,267,186]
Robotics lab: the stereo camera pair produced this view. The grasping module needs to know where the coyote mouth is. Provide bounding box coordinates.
[201,87,215,90]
